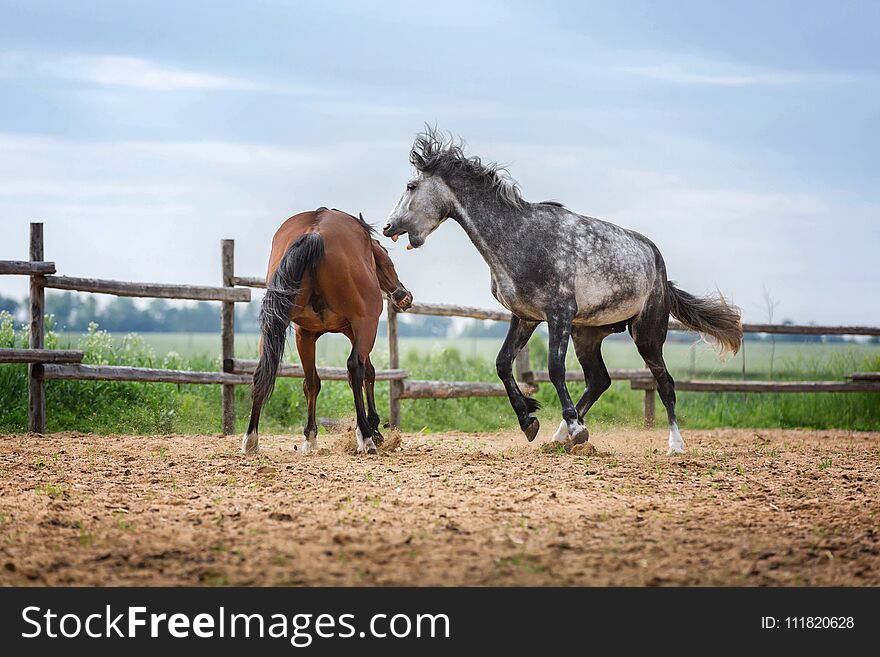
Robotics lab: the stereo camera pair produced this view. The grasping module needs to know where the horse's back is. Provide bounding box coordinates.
[268,208,383,331]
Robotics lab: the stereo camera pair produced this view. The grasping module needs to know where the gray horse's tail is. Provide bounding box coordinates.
[667,282,743,357]
[249,233,324,427]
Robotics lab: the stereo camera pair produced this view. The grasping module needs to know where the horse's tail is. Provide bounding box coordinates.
[667,282,743,358]
[250,232,324,416]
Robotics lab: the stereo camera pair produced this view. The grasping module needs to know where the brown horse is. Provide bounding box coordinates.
[241,207,412,456]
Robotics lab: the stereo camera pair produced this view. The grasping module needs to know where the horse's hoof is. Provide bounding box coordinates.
[667,423,685,455]
[373,431,385,446]
[523,417,540,442]
[570,425,589,445]
[240,432,259,456]
[357,432,378,455]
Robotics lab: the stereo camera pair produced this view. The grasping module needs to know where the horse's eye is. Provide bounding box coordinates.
[406,182,417,191]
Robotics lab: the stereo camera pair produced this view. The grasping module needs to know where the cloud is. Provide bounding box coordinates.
[618,56,856,87]
[1,51,270,92]
[321,101,421,117]
[119,139,326,169]
[0,133,329,175]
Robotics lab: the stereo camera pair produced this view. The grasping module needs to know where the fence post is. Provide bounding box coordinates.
[643,388,655,428]
[220,239,236,435]
[28,222,46,433]
[387,300,401,428]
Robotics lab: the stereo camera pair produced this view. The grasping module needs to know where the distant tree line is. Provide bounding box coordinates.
[0,292,453,337]
[0,294,17,316]
[0,292,261,333]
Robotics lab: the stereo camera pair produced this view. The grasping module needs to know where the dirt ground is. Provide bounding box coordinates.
[1,427,878,586]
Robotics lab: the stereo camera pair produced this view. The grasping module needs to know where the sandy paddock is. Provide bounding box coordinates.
[1,427,878,586]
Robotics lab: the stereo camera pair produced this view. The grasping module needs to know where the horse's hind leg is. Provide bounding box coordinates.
[345,320,379,455]
[242,336,271,455]
[296,329,321,454]
[631,299,683,455]
[363,355,383,445]
[496,316,541,441]
[553,326,612,443]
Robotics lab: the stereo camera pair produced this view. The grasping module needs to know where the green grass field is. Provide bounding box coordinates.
[1,315,876,436]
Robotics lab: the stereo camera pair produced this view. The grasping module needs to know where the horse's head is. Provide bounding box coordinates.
[383,173,452,250]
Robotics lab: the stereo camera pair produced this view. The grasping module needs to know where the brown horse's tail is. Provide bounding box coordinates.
[667,282,743,358]
[248,233,324,431]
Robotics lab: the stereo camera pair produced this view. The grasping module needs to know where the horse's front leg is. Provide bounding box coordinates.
[495,316,541,441]
[546,308,587,443]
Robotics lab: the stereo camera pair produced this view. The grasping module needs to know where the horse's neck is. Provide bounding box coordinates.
[450,188,523,270]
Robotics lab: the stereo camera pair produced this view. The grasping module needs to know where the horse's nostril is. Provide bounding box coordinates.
[383,223,392,231]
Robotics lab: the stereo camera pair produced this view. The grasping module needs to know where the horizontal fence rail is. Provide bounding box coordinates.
[848,372,880,382]
[735,323,880,337]
[233,276,266,289]
[630,378,880,393]
[529,368,653,383]
[44,364,251,385]
[2,221,878,435]
[407,302,513,322]
[0,261,55,275]
[0,348,83,364]
[228,358,408,381]
[45,275,251,302]
[400,380,538,399]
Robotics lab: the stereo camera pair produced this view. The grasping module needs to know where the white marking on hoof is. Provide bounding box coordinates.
[240,431,259,455]
[300,435,317,454]
[355,427,378,455]
[667,422,685,455]
[552,420,569,443]
[568,421,586,439]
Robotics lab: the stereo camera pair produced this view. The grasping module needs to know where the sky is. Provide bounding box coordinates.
[0,0,878,324]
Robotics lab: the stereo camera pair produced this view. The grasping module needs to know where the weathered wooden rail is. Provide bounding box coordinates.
[43,275,250,302]
[847,372,880,382]
[2,221,878,434]
[629,378,880,393]
[228,358,408,382]
[43,364,251,385]
[0,348,83,364]
[400,379,538,399]
[0,261,56,275]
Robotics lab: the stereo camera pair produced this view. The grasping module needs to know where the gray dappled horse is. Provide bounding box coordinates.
[383,128,742,455]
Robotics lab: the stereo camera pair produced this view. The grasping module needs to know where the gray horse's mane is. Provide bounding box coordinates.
[410,126,524,208]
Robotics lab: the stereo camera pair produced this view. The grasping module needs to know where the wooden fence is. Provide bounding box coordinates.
[2,222,879,434]
[1,224,253,433]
